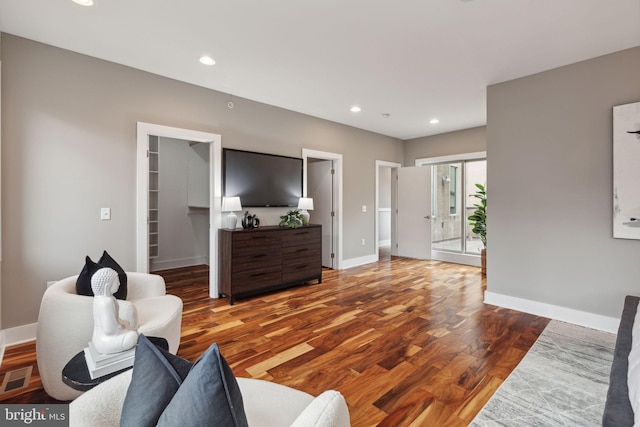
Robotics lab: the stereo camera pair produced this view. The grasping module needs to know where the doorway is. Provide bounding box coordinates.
[302,149,343,270]
[136,123,222,298]
[148,137,210,272]
[375,160,401,260]
[416,152,486,266]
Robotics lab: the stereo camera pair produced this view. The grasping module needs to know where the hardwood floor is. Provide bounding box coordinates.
[0,256,549,426]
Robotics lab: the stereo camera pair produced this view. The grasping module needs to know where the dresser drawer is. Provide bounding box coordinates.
[232,233,279,252]
[232,267,282,293]
[282,259,321,284]
[282,246,321,260]
[281,228,321,247]
[232,249,282,273]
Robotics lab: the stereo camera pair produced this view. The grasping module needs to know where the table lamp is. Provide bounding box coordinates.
[297,197,314,225]
[222,197,242,229]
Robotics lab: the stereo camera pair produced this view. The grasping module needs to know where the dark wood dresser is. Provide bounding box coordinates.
[219,224,322,304]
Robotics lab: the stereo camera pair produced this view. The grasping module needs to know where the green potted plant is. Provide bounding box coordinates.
[279,209,304,228]
[468,183,486,275]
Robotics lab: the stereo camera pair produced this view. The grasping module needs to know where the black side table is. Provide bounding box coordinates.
[62,336,168,391]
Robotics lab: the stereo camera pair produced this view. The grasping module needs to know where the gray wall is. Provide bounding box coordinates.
[0,34,403,328]
[403,126,486,166]
[487,46,640,319]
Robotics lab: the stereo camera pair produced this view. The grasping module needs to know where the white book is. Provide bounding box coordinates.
[84,347,136,379]
[87,342,136,367]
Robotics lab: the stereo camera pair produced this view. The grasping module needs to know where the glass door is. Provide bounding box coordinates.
[430,159,486,258]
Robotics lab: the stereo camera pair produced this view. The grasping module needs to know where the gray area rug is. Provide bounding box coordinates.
[471,320,616,426]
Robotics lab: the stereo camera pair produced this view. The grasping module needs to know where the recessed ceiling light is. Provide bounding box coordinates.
[350,106,362,113]
[72,0,93,5]
[382,113,391,118]
[430,118,440,124]
[199,56,216,66]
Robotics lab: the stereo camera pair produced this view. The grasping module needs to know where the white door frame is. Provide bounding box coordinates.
[375,160,401,261]
[302,149,343,270]
[136,122,222,298]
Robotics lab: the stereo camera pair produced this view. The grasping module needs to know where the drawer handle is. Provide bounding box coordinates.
[295,248,308,253]
[252,236,267,240]
[294,231,309,235]
[252,254,267,258]
[295,264,309,270]
[251,272,266,277]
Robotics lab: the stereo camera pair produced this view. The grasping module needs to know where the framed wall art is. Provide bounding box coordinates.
[613,101,640,240]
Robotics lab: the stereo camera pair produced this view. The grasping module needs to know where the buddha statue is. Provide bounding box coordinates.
[91,267,138,354]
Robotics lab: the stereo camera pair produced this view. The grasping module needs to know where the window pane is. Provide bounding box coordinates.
[431,163,463,252]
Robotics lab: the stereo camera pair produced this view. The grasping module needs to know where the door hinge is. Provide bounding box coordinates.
[395,243,398,248]
[331,169,335,175]
[331,253,335,259]
[146,149,149,158]
[331,211,335,217]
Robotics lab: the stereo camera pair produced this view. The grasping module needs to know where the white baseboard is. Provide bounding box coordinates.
[342,254,378,269]
[0,323,37,364]
[484,291,620,333]
[431,251,481,267]
[3,323,37,346]
[150,256,209,271]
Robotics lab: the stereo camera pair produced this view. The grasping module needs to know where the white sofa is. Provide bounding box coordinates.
[36,272,183,401]
[69,369,350,427]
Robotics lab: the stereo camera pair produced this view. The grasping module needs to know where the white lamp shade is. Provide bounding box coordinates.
[222,197,242,212]
[297,197,314,210]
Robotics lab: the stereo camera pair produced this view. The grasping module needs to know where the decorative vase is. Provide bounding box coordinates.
[481,248,486,276]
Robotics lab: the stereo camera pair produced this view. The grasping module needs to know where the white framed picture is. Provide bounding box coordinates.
[613,101,640,239]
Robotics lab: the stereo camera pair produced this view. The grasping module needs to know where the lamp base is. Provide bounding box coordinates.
[226,212,238,230]
[300,210,310,225]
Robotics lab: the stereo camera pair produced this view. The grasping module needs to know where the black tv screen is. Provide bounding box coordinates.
[223,149,303,207]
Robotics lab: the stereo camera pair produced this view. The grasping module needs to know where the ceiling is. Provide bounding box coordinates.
[1,0,639,140]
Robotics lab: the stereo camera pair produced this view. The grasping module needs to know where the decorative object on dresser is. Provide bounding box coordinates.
[219,225,322,304]
[222,196,242,230]
[241,211,260,229]
[279,209,305,228]
[297,197,314,225]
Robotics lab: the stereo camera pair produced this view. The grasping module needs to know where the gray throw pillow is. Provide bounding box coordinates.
[157,341,248,427]
[120,334,248,427]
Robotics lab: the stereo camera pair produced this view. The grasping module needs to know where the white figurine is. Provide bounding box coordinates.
[91,268,138,354]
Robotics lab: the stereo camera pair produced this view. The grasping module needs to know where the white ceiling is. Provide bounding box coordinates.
[1,0,639,140]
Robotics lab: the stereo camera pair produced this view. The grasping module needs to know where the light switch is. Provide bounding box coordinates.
[101,207,111,221]
[362,205,367,212]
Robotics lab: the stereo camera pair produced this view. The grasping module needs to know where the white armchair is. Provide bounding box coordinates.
[69,370,350,427]
[36,272,183,401]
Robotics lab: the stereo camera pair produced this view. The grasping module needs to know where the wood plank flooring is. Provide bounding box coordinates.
[0,255,549,425]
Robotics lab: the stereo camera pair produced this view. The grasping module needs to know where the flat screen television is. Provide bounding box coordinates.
[223,148,303,207]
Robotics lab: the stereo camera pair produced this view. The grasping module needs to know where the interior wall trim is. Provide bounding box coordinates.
[342,254,378,270]
[484,291,619,333]
[0,322,37,356]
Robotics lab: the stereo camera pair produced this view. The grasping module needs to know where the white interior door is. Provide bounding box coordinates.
[307,160,334,268]
[396,166,432,259]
